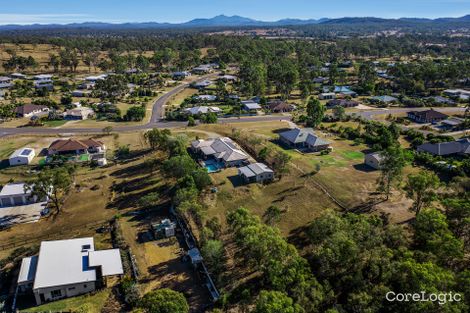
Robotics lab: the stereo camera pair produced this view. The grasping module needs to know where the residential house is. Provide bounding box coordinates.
[279,128,330,152]
[313,77,328,84]
[191,137,249,167]
[334,86,357,98]
[440,117,465,131]
[192,80,213,89]
[268,100,296,113]
[238,163,274,183]
[84,74,107,83]
[0,182,42,207]
[195,94,217,102]
[443,89,470,101]
[407,109,448,124]
[417,138,470,156]
[10,73,26,79]
[428,96,455,105]
[48,139,105,156]
[192,65,213,74]
[14,104,49,118]
[33,74,54,90]
[319,92,336,100]
[64,107,95,120]
[9,148,35,166]
[241,100,262,112]
[183,106,222,115]
[18,237,123,305]
[326,99,359,108]
[172,71,191,80]
[219,74,237,82]
[364,152,384,170]
[0,76,13,88]
[371,95,398,104]
[71,90,91,97]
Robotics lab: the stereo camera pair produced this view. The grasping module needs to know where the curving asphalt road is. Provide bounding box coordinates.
[0,74,293,138]
[0,76,466,138]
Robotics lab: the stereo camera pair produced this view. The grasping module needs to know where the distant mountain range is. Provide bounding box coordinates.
[0,14,469,31]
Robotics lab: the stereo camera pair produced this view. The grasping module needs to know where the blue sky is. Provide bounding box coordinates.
[1,0,469,24]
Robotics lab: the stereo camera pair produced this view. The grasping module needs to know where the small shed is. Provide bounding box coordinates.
[188,248,203,265]
[364,152,384,170]
[9,148,35,166]
[152,219,176,239]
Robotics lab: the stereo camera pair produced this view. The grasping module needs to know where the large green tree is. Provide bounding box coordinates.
[404,171,440,215]
[306,98,325,128]
[139,288,189,313]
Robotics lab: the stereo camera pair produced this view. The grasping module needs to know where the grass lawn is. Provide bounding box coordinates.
[43,120,68,127]
[20,289,111,313]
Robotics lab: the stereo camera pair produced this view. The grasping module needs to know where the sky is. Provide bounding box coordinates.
[0,0,469,25]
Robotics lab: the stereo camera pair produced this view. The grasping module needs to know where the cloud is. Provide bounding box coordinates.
[0,14,92,25]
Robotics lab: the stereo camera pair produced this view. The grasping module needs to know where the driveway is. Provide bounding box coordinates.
[0,202,47,228]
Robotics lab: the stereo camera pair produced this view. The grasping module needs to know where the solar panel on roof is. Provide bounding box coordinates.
[20,149,32,156]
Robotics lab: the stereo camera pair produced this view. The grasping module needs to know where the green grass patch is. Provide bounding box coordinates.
[79,154,90,161]
[43,120,68,127]
[311,154,348,167]
[21,289,111,313]
[341,151,364,160]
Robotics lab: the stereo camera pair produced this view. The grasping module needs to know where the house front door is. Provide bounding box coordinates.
[39,293,45,303]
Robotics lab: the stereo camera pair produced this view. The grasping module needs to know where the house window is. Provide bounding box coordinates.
[82,244,91,251]
[84,284,87,288]
[68,287,76,291]
[51,289,62,298]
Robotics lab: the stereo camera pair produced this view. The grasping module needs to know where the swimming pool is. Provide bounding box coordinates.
[203,160,222,173]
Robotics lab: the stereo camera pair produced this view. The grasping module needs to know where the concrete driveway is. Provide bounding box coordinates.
[0,202,47,228]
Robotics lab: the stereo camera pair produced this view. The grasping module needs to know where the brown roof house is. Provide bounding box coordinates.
[48,139,105,156]
[268,101,297,113]
[14,105,49,118]
[326,99,359,108]
[407,109,448,124]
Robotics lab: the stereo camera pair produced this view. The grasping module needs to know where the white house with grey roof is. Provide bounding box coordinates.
[279,128,330,152]
[183,106,222,116]
[0,182,41,207]
[238,163,274,183]
[241,100,262,112]
[18,237,123,305]
[191,137,249,167]
[417,138,470,156]
[9,147,35,166]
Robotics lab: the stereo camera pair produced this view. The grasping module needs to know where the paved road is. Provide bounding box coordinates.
[0,78,466,138]
[0,74,292,138]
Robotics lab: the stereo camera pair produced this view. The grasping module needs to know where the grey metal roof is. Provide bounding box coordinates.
[371,95,397,102]
[365,152,384,162]
[305,134,330,147]
[33,237,97,290]
[279,128,315,144]
[88,249,124,276]
[18,255,38,284]
[239,163,273,177]
[242,102,262,110]
[238,166,256,178]
[0,183,28,196]
[417,138,470,156]
[194,137,248,162]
